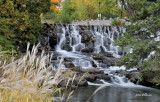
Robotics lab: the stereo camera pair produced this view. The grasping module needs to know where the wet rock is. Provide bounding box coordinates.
[72,67,104,74]
[91,61,97,67]
[103,57,120,66]
[100,63,109,68]
[118,51,124,55]
[51,56,57,60]
[38,45,52,52]
[80,32,94,44]
[49,37,57,49]
[39,35,48,46]
[101,57,115,66]
[80,68,104,74]
[65,36,70,44]
[92,53,103,60]
[81,48,94,53]
[96,74,111,82]
[72,37,77,45]
[92,54,120,66]
[125,72,140,84]
[100,46,106,53]
[63,45,72,51]
[100,52,113,57]
[64,58,73,62]
[85,74,97,82]
[78,78,88,86]
[103,38,111,49]
[92,79,104,84]
[114,32,118,40]
[64,62,75,68]
[58,77,88,88]
[87,43,94,49]
[65,31,70,36]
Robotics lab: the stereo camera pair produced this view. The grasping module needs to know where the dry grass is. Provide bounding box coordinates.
[0,43,64,102]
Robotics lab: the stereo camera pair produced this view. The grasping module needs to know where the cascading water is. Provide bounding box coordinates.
[46,24,160,102]
[70,25,85,52]
[54,24,141,87]
[90,26,125,58]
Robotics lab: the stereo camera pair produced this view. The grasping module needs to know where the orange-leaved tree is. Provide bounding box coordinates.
[51,0,62,14]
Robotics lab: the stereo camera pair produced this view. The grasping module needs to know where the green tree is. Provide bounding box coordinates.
[115,0,160,69]
[0,0,51,51]
[60,0,75,23]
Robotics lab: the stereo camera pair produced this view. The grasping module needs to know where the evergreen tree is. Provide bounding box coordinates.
[116,0,160,69]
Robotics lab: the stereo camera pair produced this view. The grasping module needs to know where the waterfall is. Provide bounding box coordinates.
[52,24,139,86]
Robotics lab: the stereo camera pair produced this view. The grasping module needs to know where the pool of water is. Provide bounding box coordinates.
[70,85,160,102]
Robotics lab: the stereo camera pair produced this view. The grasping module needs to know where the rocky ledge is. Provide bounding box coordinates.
[118,69,160,89]
[56,68,111,89]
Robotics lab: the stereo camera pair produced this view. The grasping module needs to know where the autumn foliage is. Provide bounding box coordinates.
[51,0,62,13]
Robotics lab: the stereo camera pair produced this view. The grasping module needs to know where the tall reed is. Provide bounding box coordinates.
[0,43,63,101]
